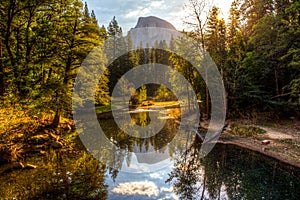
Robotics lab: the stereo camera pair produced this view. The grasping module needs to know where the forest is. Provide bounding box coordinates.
[0,0,299,199]
[0,0,299,125]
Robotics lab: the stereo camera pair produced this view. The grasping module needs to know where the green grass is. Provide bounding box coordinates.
[95,105,111,114]
[230,124,266,136]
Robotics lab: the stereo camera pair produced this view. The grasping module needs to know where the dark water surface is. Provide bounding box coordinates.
[0,110,299,199]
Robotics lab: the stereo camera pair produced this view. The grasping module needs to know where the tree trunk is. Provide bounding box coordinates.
[205,66,209,118]
[274,65,279,95]
[200,171,206,200]
[52,109,60,128]
[0,34,4,97]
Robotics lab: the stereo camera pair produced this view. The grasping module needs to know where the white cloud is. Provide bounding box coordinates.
[125,7,151,19]
[150,172,163,179]
[150,1,164,8]
[160,187,173,192]
[112,181,159,197]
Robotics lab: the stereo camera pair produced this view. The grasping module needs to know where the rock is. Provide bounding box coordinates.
[134,16,176,30]
[262,140,271,145]
[51,141,63,149]
[130,16,180,48]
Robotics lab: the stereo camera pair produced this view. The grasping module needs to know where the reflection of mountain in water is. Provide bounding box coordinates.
[98,108,182,172]
[133,142,169,165]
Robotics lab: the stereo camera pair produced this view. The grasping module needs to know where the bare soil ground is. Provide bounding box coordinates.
[219,119,300,168]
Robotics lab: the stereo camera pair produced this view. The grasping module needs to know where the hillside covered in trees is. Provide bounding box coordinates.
[0,0,299,198]
[0,0,299,123]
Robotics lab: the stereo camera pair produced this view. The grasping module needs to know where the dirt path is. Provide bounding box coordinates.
[219,120,300,168]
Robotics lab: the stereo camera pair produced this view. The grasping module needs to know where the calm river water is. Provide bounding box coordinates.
[0,109,299,199]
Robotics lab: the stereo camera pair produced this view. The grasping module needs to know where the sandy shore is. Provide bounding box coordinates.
[218,120,300,168]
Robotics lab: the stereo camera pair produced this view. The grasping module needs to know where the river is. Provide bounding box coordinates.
[0,109,299,199]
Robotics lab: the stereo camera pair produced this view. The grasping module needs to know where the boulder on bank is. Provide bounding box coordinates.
[262,140,271,145]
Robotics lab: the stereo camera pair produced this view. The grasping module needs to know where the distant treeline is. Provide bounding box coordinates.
[0,0,299,123]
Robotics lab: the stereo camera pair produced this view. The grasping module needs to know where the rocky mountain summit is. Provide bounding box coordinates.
[129,16,179,48]
[134,16,176,30]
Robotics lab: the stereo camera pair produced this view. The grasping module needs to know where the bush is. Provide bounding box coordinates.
[230,124,266,136]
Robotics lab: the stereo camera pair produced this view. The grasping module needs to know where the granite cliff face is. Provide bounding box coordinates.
[134,16,176,30]
[129,16,179,48]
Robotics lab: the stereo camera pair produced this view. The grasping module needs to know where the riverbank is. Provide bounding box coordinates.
[0,107,75,173]
[218,119,300,168]
[1,104,299,173]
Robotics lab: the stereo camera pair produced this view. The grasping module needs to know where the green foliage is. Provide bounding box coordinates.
[138,85,147,103]
[169,35,204,111]
[0,0,299,124]
[230,124,266,136]
[221,0,300,114]
[95,104,111,114]
[205,6,227,73]
[155,85,177,101]
[0,0,110,124]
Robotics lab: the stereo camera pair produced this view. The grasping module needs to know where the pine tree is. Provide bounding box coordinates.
[91,10,97,25]
[0,0,111,126]
[83,2,90,19]
[99,25,107,40]
[277,0,300,103]
[205,6,227,74]
[225,0,247,110]
[240,0,274,39]
[106,16,125,61]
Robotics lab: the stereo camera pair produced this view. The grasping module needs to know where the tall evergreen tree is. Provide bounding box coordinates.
[91,10,97,25]
[106,16,128,94]
[277,0,300,103]
[240,0,274,39]
[225,0,247,111]
[205,6,227,74]
[106,16,125,61]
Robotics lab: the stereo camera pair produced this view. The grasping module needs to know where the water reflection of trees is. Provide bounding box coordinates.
[101,113,177,151]
[130,112,150,127]
[166,136,202,199]
[0,149,108,199]
[100,115,177,149]
[99,113,178,179]
[167,142,300,200]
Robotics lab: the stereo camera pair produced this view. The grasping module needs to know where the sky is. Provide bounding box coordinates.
[86,0,233,33]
